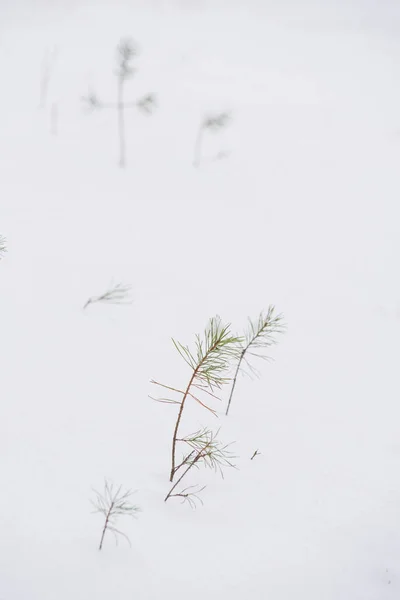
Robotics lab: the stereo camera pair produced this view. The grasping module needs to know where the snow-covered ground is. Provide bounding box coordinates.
[1,1,400,598]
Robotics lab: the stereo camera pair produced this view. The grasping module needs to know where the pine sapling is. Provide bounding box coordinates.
[83,282,132,310]
[225,306,285,416]
[193,112,230,167]
[91,479,140,550]
[82,38,156,168]
[164,427,236,507]
[151,315,242,482]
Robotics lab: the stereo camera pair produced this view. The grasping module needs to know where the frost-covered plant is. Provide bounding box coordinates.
[83,282,132,310]
[91,479,140,550]
[0,236,7,259]
[82,38,156,167]
[164,428,236,507]
[225,306,285,416]
[193,111,230,167]
[151,316,242,481]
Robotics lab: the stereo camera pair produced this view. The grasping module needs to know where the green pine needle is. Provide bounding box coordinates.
[172,315,243,390]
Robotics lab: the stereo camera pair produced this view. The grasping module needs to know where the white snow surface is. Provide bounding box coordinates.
[1,0,400,598]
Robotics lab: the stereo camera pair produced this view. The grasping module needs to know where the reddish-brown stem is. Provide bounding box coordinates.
[169,333,223,482]
[166,441,212,501]
[170,371,196,481]
[99,501,114,550]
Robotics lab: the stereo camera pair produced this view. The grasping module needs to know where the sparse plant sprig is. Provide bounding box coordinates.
[82,92,102,111]
[91,479,140,550]
[0,236,7,258]
[194,111,231,167]
[225,305,285,416]
[136,93,157,115]
[115,37,138,80]
[203,112,231,131]
[169,484,206,509]
[151,315,242,481]
[244,306,285,358]
[83,282,132,310]
[178,427,236,477]
[164,429,236,507]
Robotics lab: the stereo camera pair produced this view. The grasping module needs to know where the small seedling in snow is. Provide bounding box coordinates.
[0,236,7,258]
[164,427,236,507]
[250,449,261,460]
[151,315,242,482]
[193,111,231,167]
[83,282,132,310]
[82,38,156,168]
[91,479,140,550]
[226,306,285,416]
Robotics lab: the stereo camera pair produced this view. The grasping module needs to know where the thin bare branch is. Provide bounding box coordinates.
[169,485,206,509]
[194,111,231,167]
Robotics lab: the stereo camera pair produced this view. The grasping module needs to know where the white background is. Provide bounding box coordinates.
[1,1,400,598]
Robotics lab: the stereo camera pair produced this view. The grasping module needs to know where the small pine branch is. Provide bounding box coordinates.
[0,236,7,258]
[172,316,241,391]
[250,449,261,460]
[193,111,231,167]
[115,38,138,80]
[225,306,285,416]
[91,479,140,550]
[168,484,206,509]
[151,315,242,481]
[136,93,157,115]
[165,429,236,507]
[177,427,236,476]
[83,282,132,310]
[203,112,231,131]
